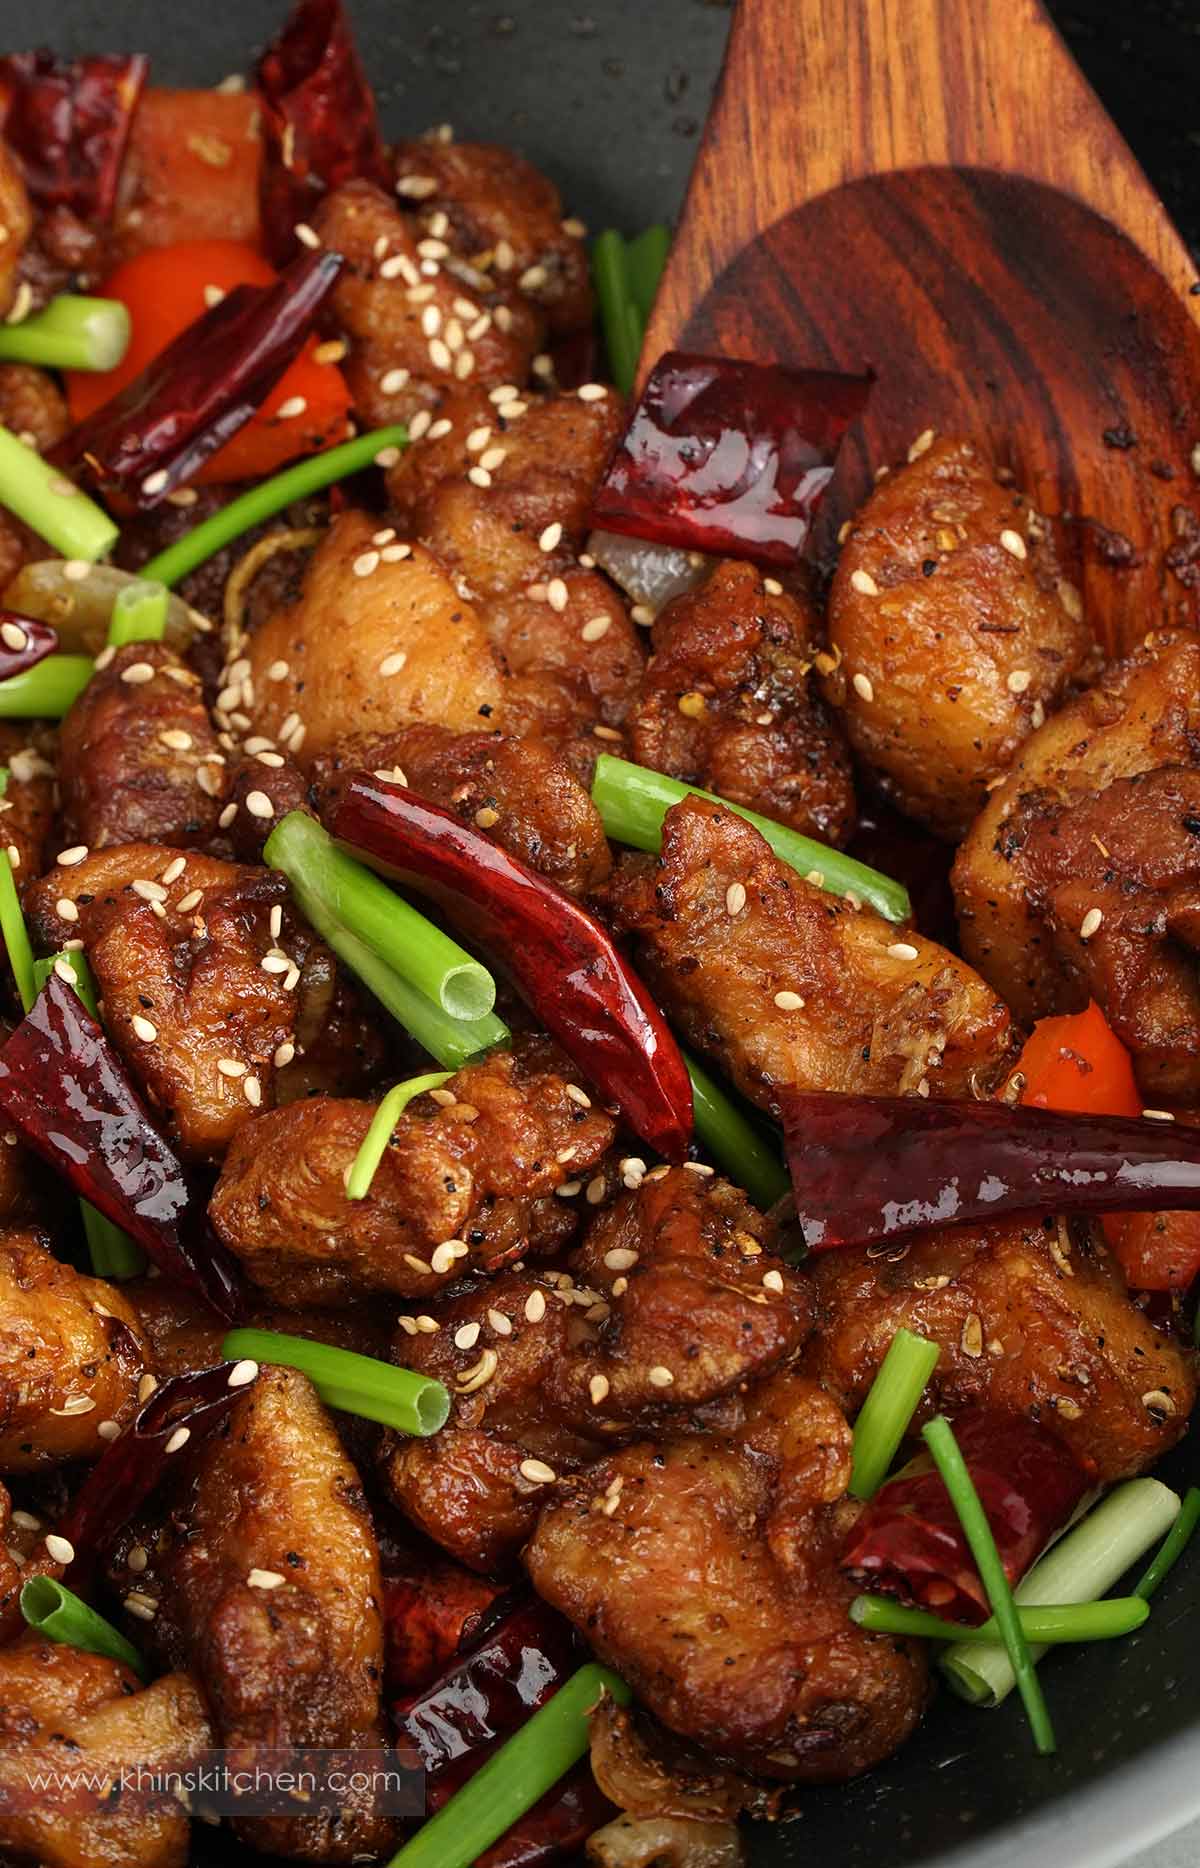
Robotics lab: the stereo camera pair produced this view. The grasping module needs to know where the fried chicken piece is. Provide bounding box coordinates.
[406,388,625,600]
[607,797,1015,1120]
[312,179,540,429]
[27,847,341,1160]
[951,627,1200,1040]
[234,509,504,763]
[804,1216,1196,1482]
[58,644,227,850]
[121,1365,396,1862]
[0,362,69,451]
[209,1040,617,1306]
[0,141,32,317]
[313,722,611,896]
[124,1277,390,1379]
[0,726,55,880]
[393,137,591,337]
[828,437,1094,839]
[482,569,644,730]
[220,748,310,860]
[630,560,856,847]
[526,1373,927,1784]
[0,1639,211,1868]
[0,1232,148,1472]
[383,1170,809,1570]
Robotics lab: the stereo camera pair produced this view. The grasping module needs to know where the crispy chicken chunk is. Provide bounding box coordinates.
[482,570,644,731]
[804,1217,1196,1482]
[951,627,1200,1040]
[0,1233,148,1471]
[313,722,611,896]
[313,179,540,429]
[0,726,55,880]
[122,1365,395,1862]
[607,798,1015,1118]
[526,1373,927,1783]
[209,1040,617,1306]
[0,362,69,452]
[234,510,504,763]
[124,1277,390,1380]
[630,560,856,847]
[384,1170,810,1570]
[0,1639,211,1868]
[28,846,358,1159]
[58,644,227,850]
[393,137,591,337]
[828,438,1094,838]
[0,141,32,317]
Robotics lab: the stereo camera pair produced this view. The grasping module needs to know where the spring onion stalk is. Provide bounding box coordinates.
[221,1328,450,1436]
[0,426,118,561]
[386,1662,631,1868]
[922,1415,1055,1754]
[0,295,131,373]
[264,813,507,1065]
[850,1594,1149,1645]
[0,655,94,718]
[108,578,169,648]
[21,1574,148,1677]
[592,225,670,394]
[0,814,35,1013]
[941,1477,1182,1707]
[848,1328,940,1500]
[626,224,671,320]
[31,952,146,1279]
[141,424,408,588]
[591,754,911,925]
[1134,1485,1200,1600]
[684,1051,788,1208]
[348,1072,454,1201]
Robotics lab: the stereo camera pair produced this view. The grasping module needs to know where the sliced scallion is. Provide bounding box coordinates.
[0,426,117,561]
[848,1328,940,1500]
[220,1328,450,1436]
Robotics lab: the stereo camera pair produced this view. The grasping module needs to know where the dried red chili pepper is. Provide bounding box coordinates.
[842,1409,1089,1623]
[381,1559,505,1696]
[51,247,343,505]
[0,969,246,1317]
[329,774,694,1159]
[589,349,871,566]
[781,1091,1200,1252]
[255,0,390,265]
[0,613,57,682]
[59,1361,258,1580]
[0,51,146,222]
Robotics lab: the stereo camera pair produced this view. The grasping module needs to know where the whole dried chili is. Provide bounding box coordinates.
[0,613,57,682]
[0,51,147,222]
[329,774,694,1159]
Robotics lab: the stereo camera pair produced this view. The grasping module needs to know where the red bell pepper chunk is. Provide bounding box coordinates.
[842,1408,1089,1623]
[255,0,391,265]
[0,51,147,222]
[329,774,694,1160]
[781,1089,1200,1252]
[589,349,872,566]
[52,247,343,506]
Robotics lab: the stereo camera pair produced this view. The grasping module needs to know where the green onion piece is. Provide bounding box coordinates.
[849,1328,940,1500]
[32,951,146,1279]
[0,425,117,561]
[0,824,35,1013]
[941,1477,1181,1707]
[21,1575,148,1678]
[850,1593,1148,1645]
[591,754,911,925]
[684,1051,788,1208]
[348,1071,453,1201]
[386,1663,631,1868]
[221,1327,450,1436]
[626,224,671,322]
[108,578,169,648]
[0,655,94,719]
[592,231,640,395]
[1134,1484,1200,1600]
[141,424,408,589]
[0,294,131,373]
[264,812,507,1066]
[922,1415,1055,1754]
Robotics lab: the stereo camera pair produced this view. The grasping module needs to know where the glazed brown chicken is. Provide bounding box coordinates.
[608,795,1016,1117]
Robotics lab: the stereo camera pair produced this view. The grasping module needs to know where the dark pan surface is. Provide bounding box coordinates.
[4,3,1198,1864]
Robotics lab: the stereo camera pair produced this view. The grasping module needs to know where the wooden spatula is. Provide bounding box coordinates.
[642,0,1200,657]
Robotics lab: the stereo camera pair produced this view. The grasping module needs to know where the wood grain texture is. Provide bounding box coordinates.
[645,0,1200,655]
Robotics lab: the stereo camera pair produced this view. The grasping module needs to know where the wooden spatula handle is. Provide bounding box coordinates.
[646,0,1197,366]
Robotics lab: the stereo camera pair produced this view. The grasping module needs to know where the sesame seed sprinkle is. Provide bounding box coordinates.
[647,1365,674,1388]
[56,844,88,867]
[538,522,563,553]
[773,989,804,1010]
[1006,668,1032,694]
[850,568,879,597]
[247,1568,286,1589]
[55,897,79,923]
[1000,528,1028,559]
[887,941,920,961]
[45,1533,75,1564]
[525,1289,547,1322]
[589,1374,610,1405]
[245,791,275,820]
[725,882,747,915]
[131,1014,158,1042]
[519,1458,556,1484]
[1079,907,1103,941]
[379,651,408,677]
[121,661,156,685]
[0,621,26,650]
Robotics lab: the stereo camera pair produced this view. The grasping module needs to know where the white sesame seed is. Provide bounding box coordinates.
[547,578,569,612]
[1141,1109,1175,1121]
[578,383,608,402]
[429,337,452,371]
[277,395,307,420]
[375,446,401,468]
[1006,668,1032,694]
[177,887,205,911]
[1000,528,1028,559]
[725,882,747,916]
[131,1014,158,1042]
[247,1568,286,1589]
[0,621,26,651]
[56,845,88,867]
[488,1308,513,1336]
[467,425,491,452]
[243,1076,262,1107]
[647,1365,674,1388]
[538,522,563,553]
[409,410,432,440]
[589,1374,610,1405]
[396,174,437,198]
[454,1322,481,1350]
[556,1180,582,1198]
[850,568,880,596]
[62,559,92,582]
[142,469,169,496]
[379,651,408,677]
[53,896,79,925]
[431,1238,469,1274]
[479,447,508,473]
[227,1359,259,1387]
[907,427,935,461]
[294,221,320,248]
[121,661,156,686]
[245,791,275,820]
[581,614,611,643]
[45,1533,75,1564]
[353,550,381,579]
[160,856,187,885]
[124,1592,158,1621]
[468,467,492,488]
[773,989,805,1010]
[428,418,453,440]
[887,941,920,961]
[519,1458,556,1484]
[97,1419,120,1441]
[604,1247,639,1271]
[762,1268,785,1293]
[475,806,499,828]
[565,1083,592,1107]
[164,1426,191,1454]
[456,1347,499,1392]
[131,878,168,903]
[217,1057,247,1078]
[1079,907,1103,941]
